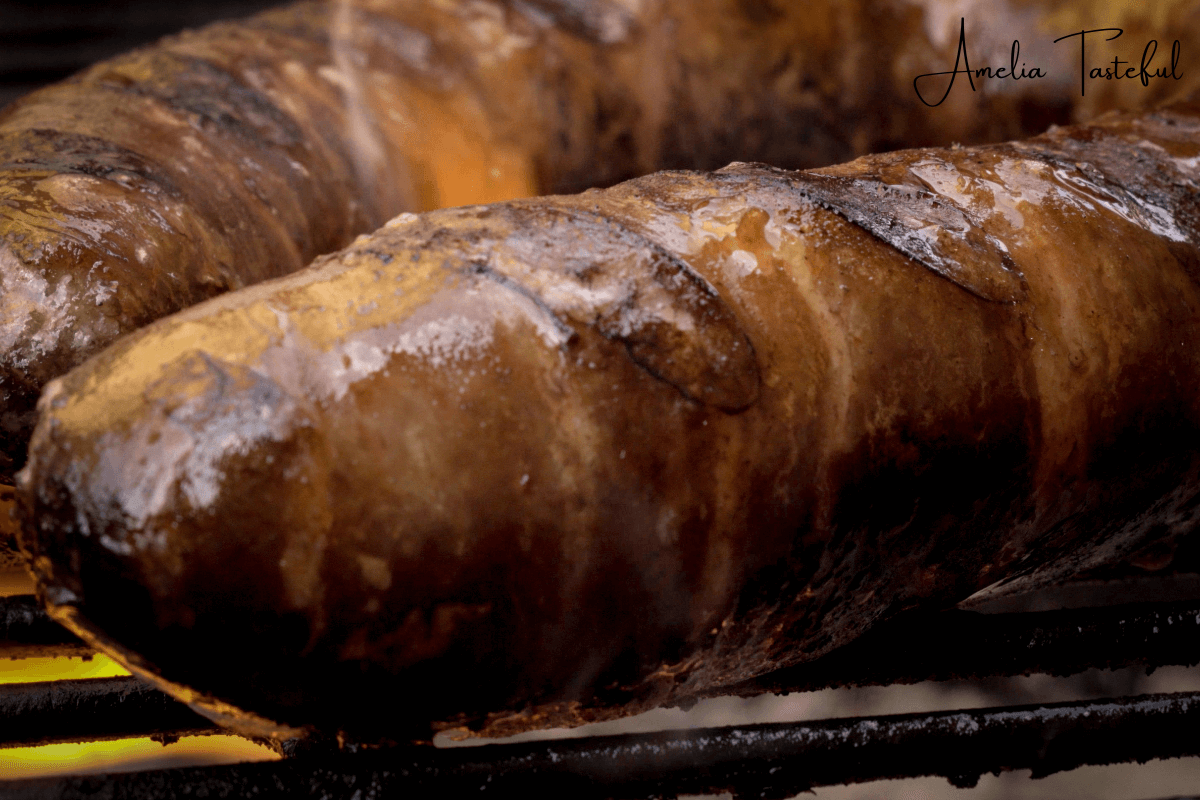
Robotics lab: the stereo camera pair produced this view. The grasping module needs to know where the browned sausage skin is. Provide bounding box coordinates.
[19,95,1200,742]
[5,0,1200,490]
[0,0,847,481]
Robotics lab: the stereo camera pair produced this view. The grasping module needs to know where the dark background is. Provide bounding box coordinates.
[0,1,282,109]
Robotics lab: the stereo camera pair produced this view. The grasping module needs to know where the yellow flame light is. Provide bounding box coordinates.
[0,736,280,780]
[0,568,279,780]
[0,654,130,684]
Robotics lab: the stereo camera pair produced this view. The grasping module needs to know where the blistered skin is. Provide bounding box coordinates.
[4,0,1200,487]
[19,98,1200,742]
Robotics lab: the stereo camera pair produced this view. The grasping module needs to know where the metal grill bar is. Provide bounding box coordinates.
[3,691,1199,799]
[727,599,1200,699]
[0,596,89,659]
[0,677,217,749]
[2,598,1199,754]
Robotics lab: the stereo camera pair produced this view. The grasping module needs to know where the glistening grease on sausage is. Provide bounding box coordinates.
[19,96,1200,742]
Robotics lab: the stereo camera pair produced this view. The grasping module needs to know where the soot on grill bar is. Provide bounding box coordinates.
[4,0,1200,798]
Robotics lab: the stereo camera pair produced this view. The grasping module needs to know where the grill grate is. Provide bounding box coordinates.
[1,588,1199,798]
[724,597,1200,698]
[0,677,217,751]
[0,596,90,659]
[2,692,1200,799]
[7,593,1200,691]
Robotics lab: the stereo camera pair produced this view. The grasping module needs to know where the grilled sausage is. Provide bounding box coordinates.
[19,94,1200,742]
[4,0,1200,492]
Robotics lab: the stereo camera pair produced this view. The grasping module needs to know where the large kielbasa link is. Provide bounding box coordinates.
[4,0,1200,490]
[19,95,1200,742]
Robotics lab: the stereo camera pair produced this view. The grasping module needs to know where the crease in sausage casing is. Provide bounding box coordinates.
[17,98,1200,742]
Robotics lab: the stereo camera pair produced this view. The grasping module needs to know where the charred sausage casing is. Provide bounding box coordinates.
[18,96,1200,741]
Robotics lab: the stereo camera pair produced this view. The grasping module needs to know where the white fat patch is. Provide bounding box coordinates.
[178,427,253,512]
[181,134,207,155]
[259,285,567,404]
[392,314,494,367]
[461,2,535,64]
[911,158,1027,230]
[988,159,1052,208]
[330,0,390,207]
[316,64,353,91]
[109,419,216,526]
[489,282,576,349]
[909,159,967,198]
[908,152,1183,246]
[533,273,627,318]
[690,197,791,249]
[1037,161,1189,243]
[1171,152,1200,173]
[385,212,420,229]
[762,217,784,249]
[35,175,117,242]
[0,248,74,370]
[123,385,290,525]
[728,250,758,277]
[80,358,302,574]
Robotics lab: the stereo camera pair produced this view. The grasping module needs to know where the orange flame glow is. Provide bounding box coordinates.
[0,568,278,780]
[0,736,280,780]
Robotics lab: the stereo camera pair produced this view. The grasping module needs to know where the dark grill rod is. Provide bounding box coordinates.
[0,595,90,658]
[5,595,1200,687]
[0,677,218,749]
[725,598,1200,699]
[3,691,1200,799]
